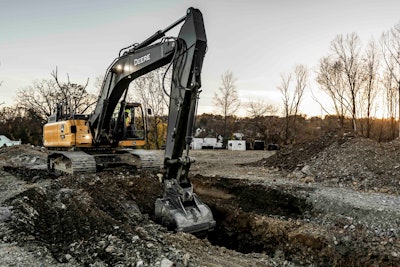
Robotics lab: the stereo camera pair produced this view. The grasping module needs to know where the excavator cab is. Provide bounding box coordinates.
[116,102,147,148]
[110,101,162,169]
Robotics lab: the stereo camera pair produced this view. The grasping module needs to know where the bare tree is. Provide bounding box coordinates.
[316,57,348,127]
[380,59,399,139]
[331,33,363,131]
[17,69,97,122]
[17,79,59,122]
[51,68,97,114]
[278,65,308,143]
[246,99,278,118]
[381,22,400,137]
[382,68,398,118]
[130,67,170,149]
[294,65,308,113]
[360,39,380,137]
[316,33,363,132]
[213,70,240,138]
[246,98,279,143]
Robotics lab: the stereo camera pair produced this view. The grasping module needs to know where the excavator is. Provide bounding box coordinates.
[43,7,215,234]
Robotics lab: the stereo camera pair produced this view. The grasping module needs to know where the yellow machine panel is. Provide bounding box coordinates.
[118,139,146,147]
[43,120,93,148]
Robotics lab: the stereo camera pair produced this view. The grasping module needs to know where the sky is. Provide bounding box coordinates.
[1,0,399,117]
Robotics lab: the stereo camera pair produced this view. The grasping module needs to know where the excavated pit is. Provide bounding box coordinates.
[192,175,313,255]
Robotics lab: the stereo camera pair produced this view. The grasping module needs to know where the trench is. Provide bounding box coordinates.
[192,175,313,255]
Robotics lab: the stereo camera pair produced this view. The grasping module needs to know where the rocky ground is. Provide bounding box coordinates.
[0,134,399,266]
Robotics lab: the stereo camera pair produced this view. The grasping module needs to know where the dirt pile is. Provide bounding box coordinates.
[2,168,171,266]
[256,133,400,194]
[0,144,47,169]
[307,137,400,194]
[256,132,344,171]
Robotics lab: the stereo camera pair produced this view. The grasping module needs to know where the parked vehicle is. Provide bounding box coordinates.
[0,135,21,147]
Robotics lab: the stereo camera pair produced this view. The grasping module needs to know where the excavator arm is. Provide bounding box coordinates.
[156,8,215,234]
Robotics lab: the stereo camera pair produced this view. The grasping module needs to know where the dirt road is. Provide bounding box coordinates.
[190,150,276,178]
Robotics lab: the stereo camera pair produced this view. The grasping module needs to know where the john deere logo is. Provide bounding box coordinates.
[134,54,150,66]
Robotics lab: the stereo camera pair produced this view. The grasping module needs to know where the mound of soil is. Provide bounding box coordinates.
[307,137,400,194]
[255,133,400,194]
[254,132,346,171]
[0,144,47,168]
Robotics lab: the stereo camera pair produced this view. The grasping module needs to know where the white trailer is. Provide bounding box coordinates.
[227,140,246,151]
[202,137,217,149]
[191,137,223,150]
[191,138,204,150]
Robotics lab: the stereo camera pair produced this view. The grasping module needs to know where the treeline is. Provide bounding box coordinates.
[1,107,399,147]
[195,113,400,146]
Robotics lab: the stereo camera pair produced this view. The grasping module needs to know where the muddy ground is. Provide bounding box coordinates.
[0,135,399,266]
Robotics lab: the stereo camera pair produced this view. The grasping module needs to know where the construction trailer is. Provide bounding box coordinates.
[191,137,223,150]
[227,140,246,151]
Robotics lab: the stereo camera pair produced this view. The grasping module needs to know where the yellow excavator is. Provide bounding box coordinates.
[43,7,215,234]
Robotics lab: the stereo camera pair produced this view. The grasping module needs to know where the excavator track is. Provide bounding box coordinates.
[48,149,164,175]
[127,149,163,169]
[48,151,97,174]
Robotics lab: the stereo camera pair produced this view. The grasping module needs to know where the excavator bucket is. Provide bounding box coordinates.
[155,193,216,234]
